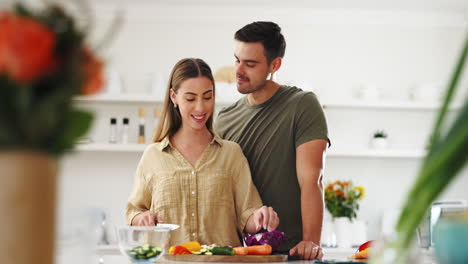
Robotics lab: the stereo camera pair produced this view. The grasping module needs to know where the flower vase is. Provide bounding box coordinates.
[0,151,57,264]
[334,217,353,248]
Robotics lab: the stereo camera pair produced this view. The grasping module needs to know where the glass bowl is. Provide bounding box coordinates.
[116,225,178,263]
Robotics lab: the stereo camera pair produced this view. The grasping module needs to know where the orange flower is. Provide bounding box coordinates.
[335,190,345,198]
[0,12,56,82]
[343,181,350,187]
[80,47,104,95]
[326,184,334,191]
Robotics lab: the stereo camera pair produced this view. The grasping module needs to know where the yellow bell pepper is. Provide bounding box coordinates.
[180,241,202,253]
[168,246,175,254]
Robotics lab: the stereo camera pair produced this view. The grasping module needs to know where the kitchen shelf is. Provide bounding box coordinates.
[74,93,239,105]
[322,100,462,111]
[76,143,146,152]
[75,94,463,111]
[328,148,426,159]
[76,143,426,158]
[74,94,162,104]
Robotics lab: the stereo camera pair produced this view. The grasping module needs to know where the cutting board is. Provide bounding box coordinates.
[164,254,288,262]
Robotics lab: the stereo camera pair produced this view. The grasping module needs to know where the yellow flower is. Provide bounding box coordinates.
[354,186,365,200]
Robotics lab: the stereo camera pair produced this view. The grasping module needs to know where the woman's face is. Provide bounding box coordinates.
[170,76,214,132]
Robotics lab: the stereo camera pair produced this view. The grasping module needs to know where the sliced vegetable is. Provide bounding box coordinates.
[173,245,192,255]
[358,240,374,252]
[245,244,272,255]
[181,241,203,252]
[233,247,248,256]
[126,243,162,260]
[168,246,175,254]
[244,230,287,251]
[351,248,370,259]
[211,247,235,256]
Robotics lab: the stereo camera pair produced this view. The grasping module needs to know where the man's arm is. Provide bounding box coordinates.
[289,139,328,260]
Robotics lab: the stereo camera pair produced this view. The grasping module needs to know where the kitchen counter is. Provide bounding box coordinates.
[57,245,437,264]
[89,246,354,264]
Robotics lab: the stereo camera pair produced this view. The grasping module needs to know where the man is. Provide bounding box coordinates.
[215,21,330,260]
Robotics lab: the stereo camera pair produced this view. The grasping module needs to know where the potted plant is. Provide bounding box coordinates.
[324,181,365,248]
[0,3,105,264]
[371,130,388,149]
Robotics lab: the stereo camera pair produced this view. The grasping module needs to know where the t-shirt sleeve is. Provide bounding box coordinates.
[294,92,330,148]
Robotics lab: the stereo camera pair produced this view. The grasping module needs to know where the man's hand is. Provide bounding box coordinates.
[289,241,323,260]
[245,206,279,233]
[131,211,162,226]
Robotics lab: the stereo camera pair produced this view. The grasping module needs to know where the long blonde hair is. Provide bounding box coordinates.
[153,58,215,142]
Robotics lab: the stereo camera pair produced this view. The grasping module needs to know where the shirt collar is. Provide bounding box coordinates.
[157,132,223,152]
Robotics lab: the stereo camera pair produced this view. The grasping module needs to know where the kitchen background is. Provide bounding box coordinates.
[53,0,468,253]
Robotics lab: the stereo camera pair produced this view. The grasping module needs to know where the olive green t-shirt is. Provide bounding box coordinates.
[215,86,329,250]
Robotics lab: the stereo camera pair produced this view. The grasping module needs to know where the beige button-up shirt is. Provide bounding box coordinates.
[126,134,262,246]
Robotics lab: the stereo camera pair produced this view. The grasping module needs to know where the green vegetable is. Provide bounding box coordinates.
[211,247,235,256]
[126,244,162,260]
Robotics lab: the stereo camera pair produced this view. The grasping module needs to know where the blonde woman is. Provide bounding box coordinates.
[126,58,279,246]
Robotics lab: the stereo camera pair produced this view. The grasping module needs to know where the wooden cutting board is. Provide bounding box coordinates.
[164,254,288,262]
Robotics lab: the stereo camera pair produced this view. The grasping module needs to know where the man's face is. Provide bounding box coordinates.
[234,41,271,94]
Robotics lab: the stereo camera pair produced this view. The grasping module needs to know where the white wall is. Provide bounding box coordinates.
[58,2,468,247]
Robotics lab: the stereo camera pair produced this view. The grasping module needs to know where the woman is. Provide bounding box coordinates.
[126,58,279,246]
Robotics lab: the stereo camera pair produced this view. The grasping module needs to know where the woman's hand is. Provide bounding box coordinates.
[131,211,162,226]
[245,206,279,233]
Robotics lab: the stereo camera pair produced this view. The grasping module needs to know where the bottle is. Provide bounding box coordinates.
[109,118,117,144]
[121,117,129,144]
[138,108,146,144]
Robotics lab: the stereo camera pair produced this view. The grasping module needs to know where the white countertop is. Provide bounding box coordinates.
[57,245,437,264]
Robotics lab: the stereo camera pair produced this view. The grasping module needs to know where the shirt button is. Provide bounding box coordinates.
[191,170,195,175]
[191,191,196,195]
[192,233,196,236]
[192,213,195,217]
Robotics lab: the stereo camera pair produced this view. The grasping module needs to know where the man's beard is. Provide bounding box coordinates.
[236,74,269,94]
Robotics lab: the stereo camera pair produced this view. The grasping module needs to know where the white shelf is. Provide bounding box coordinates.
[322,100,462,111]
[328,148,426,159]
[75,94,463,111]
[74,94,162,104]
[76,143,427,158]
[76,143,146,152]
[74,93,239,105]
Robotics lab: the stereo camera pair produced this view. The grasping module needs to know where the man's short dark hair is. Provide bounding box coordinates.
[234,21,286,64]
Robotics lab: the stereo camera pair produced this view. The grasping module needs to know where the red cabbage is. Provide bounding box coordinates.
[244,230,287,251]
